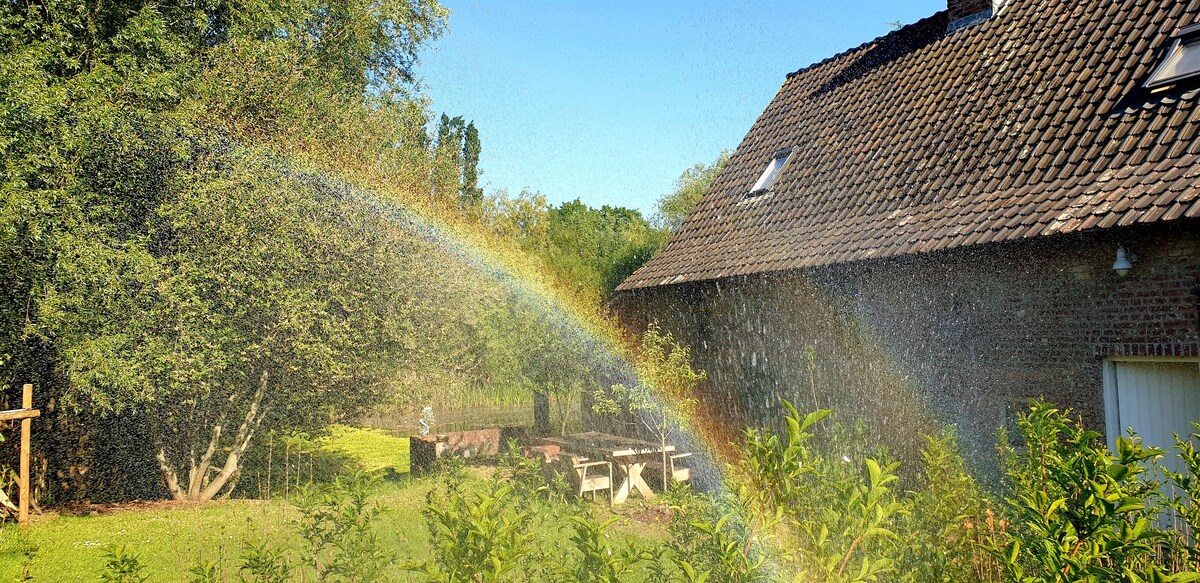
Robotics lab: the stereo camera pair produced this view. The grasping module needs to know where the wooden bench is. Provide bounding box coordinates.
[645,452,693,487]
[548,453,613,505]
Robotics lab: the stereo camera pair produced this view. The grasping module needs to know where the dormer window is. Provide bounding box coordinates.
[749,148,793,195]
[1146,24,1200,90]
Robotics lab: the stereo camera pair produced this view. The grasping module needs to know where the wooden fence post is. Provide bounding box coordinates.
[19,383,32,527]
[1,383,41,528]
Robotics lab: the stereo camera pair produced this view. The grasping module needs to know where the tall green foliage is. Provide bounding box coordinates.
[654,151,730,232]
[411,479,534,582]
[1166,424,1200,571]
[292,473,388,581]
[988,400,1179,582]
[741,403,909,582]
[462,121,483,213]
[0,0,454,499]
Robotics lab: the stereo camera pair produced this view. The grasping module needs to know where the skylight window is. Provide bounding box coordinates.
[1146,24,1200,90]
[749,148,793,195]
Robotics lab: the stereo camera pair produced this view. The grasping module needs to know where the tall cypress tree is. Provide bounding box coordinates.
[430,114,465,205]
[461,121,483,213]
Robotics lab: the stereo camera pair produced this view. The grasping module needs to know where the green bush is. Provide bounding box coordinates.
[291,473,388,582]
[496,439,571,503]
[99,545,149,583]
[987,400,1184,582]
[740,402,909,582]
[237,542,290,583]
[895,429,1002,582]
[561,516,640,582]
[409,475,533,582]
[1166,424,1200,571]
[664,485,771,582]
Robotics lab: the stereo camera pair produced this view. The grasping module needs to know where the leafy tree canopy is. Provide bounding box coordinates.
[654,150,730,232]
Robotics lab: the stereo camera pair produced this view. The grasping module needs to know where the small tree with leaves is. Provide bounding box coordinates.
[592,323,706,490]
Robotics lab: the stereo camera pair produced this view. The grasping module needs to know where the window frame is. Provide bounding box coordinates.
[747,147,795,196]
[1145,23,1200,90]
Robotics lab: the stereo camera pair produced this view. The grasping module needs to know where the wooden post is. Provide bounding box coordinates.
[0,384,40,528]
[18,384,31,527]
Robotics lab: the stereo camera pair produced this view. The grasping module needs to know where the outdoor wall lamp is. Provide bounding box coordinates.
[1112,245,1136,277]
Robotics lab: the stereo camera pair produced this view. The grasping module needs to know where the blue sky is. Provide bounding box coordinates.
[418,0,945,217]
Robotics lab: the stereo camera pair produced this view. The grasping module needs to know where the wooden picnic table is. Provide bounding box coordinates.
[541,431,674,504]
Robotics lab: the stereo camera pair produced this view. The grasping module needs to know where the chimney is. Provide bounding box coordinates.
[947,0,994,32]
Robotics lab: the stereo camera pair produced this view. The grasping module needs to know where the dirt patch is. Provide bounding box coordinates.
[622,503,671,526]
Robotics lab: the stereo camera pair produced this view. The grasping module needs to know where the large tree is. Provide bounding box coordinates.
[460,121,483,214]
[0,0,451,500]
[40,151,459,500]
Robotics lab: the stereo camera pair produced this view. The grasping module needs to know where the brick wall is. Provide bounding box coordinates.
[614,221,1200,474]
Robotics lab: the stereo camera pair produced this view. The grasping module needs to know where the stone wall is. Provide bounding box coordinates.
[613,221,1200,474]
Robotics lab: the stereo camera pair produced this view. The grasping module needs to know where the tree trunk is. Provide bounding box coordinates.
[533,389,550,435]
[156,370,271,501]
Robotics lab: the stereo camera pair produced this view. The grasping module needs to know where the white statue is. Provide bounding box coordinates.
[418,406,434,436]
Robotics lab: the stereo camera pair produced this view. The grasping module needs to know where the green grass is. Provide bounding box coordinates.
[0,470,671,581]
[0,479,426,581]
[320,424,411,474]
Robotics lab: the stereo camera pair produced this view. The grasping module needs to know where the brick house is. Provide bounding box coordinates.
[613,0,1200,470]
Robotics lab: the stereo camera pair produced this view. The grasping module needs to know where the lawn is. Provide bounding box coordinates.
[320,424,412,475]
[0,473,670,581]
[0,478,425,581]
[0,428,671,581]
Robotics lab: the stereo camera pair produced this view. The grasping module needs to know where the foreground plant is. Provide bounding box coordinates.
[562,516,641,582]
[410,476,533,582]
[897,429,1002,582]
[292,473,388,582]
[989,400,1181,582]
[1165,424,1200,571]
[740,401,910,582]
[99,545,148,583]
[665,484,772,583]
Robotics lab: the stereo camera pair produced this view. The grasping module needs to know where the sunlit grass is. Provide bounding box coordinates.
[320,425,411,474]
[0,471,669,581]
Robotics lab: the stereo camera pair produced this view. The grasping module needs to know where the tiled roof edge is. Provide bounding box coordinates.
[784,11,950,80]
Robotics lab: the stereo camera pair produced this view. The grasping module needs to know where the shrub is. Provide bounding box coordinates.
[238,542,290,583]
[988,400,1175,582]
[561,515,640,582]
[496,439,571,503]
[292,472,388,582]
[741,401,910,582]
[99,545,148,583]
[665,484,771,582]
[1165,424,1200,571]
[410,476,533,582]
[187,559,220,583]
[897,429,1002,582]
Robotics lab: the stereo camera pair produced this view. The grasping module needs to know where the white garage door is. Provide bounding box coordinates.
[1107,360,1200,476]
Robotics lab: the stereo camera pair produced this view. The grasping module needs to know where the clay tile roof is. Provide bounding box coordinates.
[618,0,1200,291]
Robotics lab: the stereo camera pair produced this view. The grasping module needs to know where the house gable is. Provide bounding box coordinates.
[619,0,1200,291]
